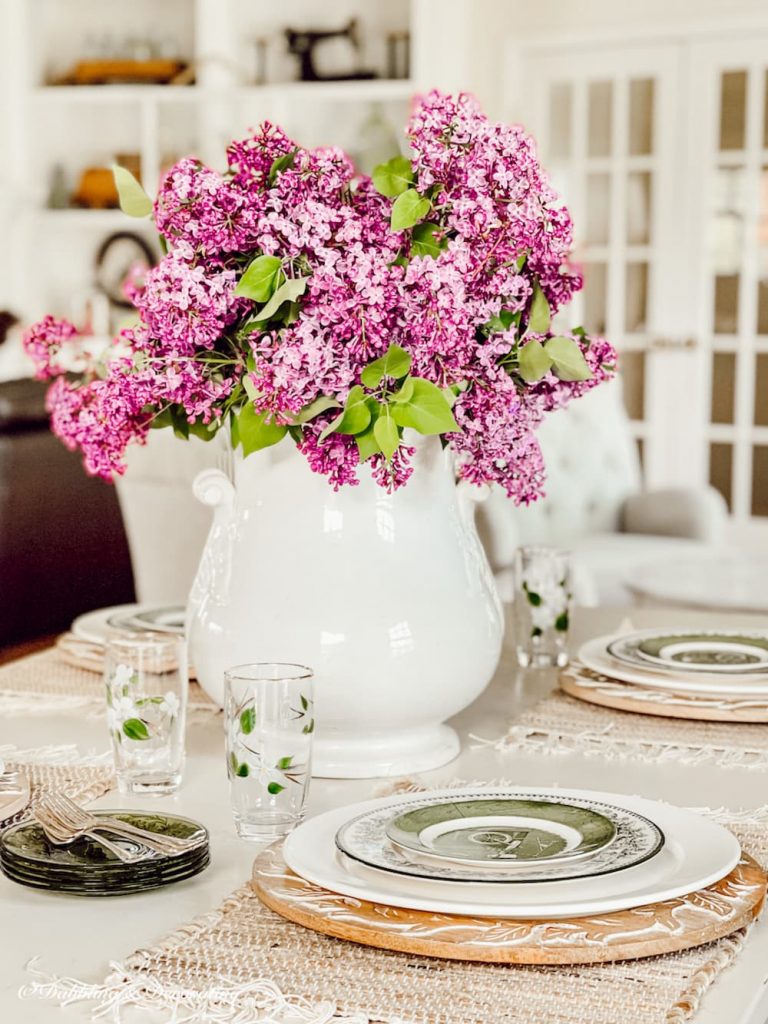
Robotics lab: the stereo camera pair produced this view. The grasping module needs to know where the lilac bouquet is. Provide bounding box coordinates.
[25,91,615,500]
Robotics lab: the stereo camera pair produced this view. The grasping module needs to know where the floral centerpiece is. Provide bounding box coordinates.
[25,92,618,776]
[25,90,615,501]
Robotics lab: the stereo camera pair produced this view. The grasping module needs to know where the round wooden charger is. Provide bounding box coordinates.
[560,664,768,723]
[251,845,766,965]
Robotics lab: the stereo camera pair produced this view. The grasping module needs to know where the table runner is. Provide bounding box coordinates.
[21,801,768,1024]
[479,689,768,771]
[0,646,218,717]
[0,744,114,828]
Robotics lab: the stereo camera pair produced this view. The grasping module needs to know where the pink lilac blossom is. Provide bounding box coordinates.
[23,316,78,379]
[23,91,616,495]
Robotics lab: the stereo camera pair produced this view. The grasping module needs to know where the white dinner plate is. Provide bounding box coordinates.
[72,604,186,644]
[283,787,740,919]
[71,604,141,645]
[579,636,768,696]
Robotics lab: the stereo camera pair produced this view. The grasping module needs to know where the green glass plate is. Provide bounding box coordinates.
[0,811,208,877]
[0,851,209,896]
[384,798,616,867]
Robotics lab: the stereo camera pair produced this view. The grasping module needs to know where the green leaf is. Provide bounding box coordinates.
[300,694,309,711]
[355,402,382,462]
[391,189,431,232]
[267,782,285,795]
[235,403,287,456]
[390,378,460,435]
[518,340,554,383]
[187,418,217,442]
[360,344,412,389]
[239,706,256,735]
[293,395,341,424]
[251,277,308,323]
[229,752,239,775]
[528,282,551,334]
[411,222,446,258]
[374,408,400,461]
[276,756,293,770]
[236,762,250,778]
[234,255,283,302]
[525,588,542,607]
[392,377,415,404]
[555,612,570,632]
[112,165,153,218]
[122,718,150,741]
[302,718,315,734]
[544,336,593,382]
[372,155,414,197]
[319,385,371,441]
[486,309,516,333]
[267,149,297,186]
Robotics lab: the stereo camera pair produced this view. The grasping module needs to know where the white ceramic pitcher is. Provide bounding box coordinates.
[187,435,504,778]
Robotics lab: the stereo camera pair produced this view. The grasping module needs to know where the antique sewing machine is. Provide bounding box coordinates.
[284,18,376,82]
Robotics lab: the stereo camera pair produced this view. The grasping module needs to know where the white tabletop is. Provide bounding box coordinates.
[627,554,768,613]
[2,606,768,1024]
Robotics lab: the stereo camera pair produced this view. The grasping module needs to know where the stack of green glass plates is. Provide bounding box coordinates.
[0,810,209,896]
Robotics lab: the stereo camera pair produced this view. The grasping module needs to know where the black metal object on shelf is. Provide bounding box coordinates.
[285,18,376,82]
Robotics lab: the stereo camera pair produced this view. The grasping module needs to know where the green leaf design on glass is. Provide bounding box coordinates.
[555,611,570,632]
[302,718,315,735]
[267,782,285,795]
[276,756,293,770]
[236,762,250,778]
[112,165,153,218]
[391,188,431,231]
[300,694,309,711]
[240,706,256,735]
[122,718,150,741]
[372,155,414,197]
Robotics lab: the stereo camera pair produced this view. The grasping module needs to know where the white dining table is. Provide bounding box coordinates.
[2,604,768,1024]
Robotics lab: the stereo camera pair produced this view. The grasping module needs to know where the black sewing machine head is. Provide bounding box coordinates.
[285,17,377,82]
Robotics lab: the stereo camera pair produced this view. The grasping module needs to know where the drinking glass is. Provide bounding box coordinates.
[513,546,573,668]
[104,633,187,795]
[224,663,314,842]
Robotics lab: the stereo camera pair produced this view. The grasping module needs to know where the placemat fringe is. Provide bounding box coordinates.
[21,956,364,1024]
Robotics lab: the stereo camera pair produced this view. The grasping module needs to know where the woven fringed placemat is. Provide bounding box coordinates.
[22,804,768,1024]
[0,744,114,828]
[477,688,768,771]
[0,646,218,717]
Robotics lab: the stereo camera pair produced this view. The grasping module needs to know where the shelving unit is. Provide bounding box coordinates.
[2,0,453,329]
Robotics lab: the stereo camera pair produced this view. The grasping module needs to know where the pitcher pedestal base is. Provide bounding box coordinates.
[312,724,460,779]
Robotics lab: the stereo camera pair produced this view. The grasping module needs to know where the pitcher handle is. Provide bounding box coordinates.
[193,468,235,510]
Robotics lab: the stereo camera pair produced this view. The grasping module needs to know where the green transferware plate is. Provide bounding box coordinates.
[634,632,768,674]
[385,798,616,867]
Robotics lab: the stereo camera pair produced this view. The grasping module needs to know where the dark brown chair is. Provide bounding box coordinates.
[0,377,135,646]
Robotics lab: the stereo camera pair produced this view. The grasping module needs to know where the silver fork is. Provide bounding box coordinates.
[34,802,143,864]
[44,794,204,857]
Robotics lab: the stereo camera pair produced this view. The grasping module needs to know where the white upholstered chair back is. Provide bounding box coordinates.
[477,380,641,570]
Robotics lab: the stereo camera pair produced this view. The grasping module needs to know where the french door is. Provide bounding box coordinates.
[516,29,768,540]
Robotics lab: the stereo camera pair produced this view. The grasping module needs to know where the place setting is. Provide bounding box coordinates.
[562,628,768,723]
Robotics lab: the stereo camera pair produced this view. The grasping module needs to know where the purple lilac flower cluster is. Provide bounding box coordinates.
[24,91,616,499]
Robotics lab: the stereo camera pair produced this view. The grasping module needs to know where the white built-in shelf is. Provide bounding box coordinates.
[32,209,148,228]
[30,85,202,104]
